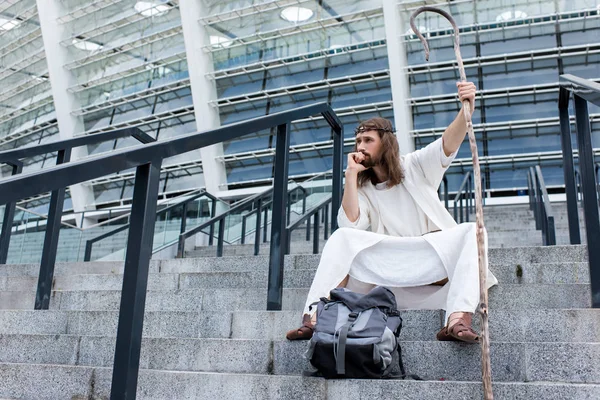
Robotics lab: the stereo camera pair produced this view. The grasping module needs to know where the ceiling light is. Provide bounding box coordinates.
[496,10,528,22]
[134,1,172,17]
[0,17,21,31]
[210,35,233,48]
[280,6,314,23]
[72,38,103,52]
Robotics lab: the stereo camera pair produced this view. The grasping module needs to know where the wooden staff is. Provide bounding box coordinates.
[409,7,493,400]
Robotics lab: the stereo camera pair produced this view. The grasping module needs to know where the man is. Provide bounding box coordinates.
[286,82,498,343]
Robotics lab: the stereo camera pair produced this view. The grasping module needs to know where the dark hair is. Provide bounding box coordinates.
[353,117,404,187]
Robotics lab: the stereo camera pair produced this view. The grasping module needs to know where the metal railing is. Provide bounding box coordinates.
[527,166,556,246]
[0,127,155,265]
[239,185,307,246]
[176,183,309,258]
[558,73,600,308]
[286,195,332,255]
[453,171,473,223]
[83,189,219,261]
[0,102,344,399]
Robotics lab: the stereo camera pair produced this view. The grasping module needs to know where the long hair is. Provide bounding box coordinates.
[354,117,404,187]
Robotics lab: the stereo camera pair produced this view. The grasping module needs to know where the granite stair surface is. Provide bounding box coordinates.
[0,203,598,399]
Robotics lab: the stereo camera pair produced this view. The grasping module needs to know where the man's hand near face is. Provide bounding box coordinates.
[347,152,368,174]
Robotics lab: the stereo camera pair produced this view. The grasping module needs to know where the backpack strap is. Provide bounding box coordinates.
[335,312,358,375]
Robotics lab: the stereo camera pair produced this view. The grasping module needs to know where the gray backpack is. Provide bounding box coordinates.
[305,286,413,379]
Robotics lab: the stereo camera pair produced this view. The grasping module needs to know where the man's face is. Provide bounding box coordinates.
[355,130,383,168]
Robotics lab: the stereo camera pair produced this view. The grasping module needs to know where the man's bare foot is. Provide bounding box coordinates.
[436,312,479,343]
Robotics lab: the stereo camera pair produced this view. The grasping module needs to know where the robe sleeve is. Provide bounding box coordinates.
[409,137,456,188]
[337,191,370,230]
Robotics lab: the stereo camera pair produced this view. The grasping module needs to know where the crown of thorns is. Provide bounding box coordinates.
[354,125,396,135]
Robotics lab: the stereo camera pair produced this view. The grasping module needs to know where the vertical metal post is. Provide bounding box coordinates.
[331,125,344,233]
[240,215,247,245]
[35,149,71,310]
[558,88,581,244]
[459,197,464,223]
[254,199,262,256]
[285,229,291,255]
[306,217,311,241]
[287,192,291,224]
[527,173,534,211]
[0,161,23,264]
[573,95,600,308]
[313,210,320,254]
[530,168,541,230]
[217,218,225,257]
[263,206,268,243]
[180,202,188,234]
[110,160,162,400]
[208,199,216,246]
[324,204,329,240]
[267,123,290,310]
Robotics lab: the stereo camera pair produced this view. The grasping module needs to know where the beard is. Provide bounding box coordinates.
[359,152,380,169]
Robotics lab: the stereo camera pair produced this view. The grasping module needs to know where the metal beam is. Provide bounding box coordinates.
[0,127,151,163]
[558,87,581,245]
[34,149,71,309]
[0,103,338,205]
[109,160,162,399]
[267,123,290,310]
[0,160,23,264]
[573,94,600,308]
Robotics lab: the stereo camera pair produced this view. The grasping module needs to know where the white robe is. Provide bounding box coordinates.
[303,138,498,323]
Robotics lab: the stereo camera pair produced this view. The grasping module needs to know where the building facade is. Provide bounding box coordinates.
[0,0,598,216]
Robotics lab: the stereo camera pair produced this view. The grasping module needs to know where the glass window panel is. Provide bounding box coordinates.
[218,72,265,97]
[410,67,477,97]
[330,80,391,109]
[481,60,558,90]
[563,53,600,80]
[480,30,556,57]
[220,101,268,125]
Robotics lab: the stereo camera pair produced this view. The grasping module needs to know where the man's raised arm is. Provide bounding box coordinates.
[341,152,367,223]
[442,81,477,156]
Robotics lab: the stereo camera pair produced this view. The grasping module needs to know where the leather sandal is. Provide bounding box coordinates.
[285,313,314,340]
[436,313,479,344]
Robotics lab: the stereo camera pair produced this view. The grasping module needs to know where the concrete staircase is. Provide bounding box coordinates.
[0,202,598,399]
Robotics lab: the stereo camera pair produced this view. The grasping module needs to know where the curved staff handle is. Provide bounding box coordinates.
[410,6,493,400]
[409,6,467,83]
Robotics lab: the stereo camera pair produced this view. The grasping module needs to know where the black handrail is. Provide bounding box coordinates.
[239,185,307,247]
[558,73,600,308]
[177,186,274,257]
[453,171,473,223]
[83,189,219,261]
[285,195,332,255]
[574,169,583,202]
[0,127,155,265]
[528,166,556,246]
[0,102,344,399]
[180,184,307,257]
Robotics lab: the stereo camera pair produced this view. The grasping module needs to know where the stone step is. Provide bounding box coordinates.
[1,308,598,343]
[0,334,598,383]
[1,260,590,292]
[0,258,591,289]
[1,284,591,311]
[2,362,600,400]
